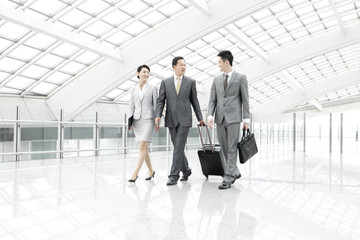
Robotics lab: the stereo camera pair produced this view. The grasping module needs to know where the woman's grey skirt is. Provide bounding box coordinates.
[133,118,155,143]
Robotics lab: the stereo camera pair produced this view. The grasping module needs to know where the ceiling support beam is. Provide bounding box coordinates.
[280,70,304,91]
[0,2,122,61]
[187,0,210,16]
[252,70,360,117]
[327,0,347,35]
[280,69,323,111]
[309,99,323,111]
[284,96,360,113]
[224,26,271,64]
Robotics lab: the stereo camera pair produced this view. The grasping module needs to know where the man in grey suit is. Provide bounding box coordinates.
[208,50,250,190]
[155,56,205,186]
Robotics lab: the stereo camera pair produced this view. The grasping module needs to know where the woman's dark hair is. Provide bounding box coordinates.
[172,56,184,67]
[217,50,233,66]
[137,64,150,79]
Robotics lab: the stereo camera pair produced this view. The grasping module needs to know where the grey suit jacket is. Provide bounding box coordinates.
[129,83,158,120]
[155,76,203,127]
[208,71,250,124]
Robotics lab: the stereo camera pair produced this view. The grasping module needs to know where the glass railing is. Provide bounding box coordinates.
[1,108,359,162]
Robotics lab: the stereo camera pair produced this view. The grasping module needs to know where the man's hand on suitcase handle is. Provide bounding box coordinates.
[199,120,205,127]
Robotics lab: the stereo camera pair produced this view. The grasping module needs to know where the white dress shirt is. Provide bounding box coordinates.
[174,75,183,86]
[139,83,146,99]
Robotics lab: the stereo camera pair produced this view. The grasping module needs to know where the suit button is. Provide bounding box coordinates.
[223,105,225,107]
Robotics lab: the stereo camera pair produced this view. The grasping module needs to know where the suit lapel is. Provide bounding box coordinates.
[218,74,226,94]
[135,85,141,102]
[214,75,222,94]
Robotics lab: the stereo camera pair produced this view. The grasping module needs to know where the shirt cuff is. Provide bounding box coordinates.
[243,118,250,124]
[207,115,214,121]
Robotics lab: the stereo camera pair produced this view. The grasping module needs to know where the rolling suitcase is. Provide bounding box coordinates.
[197,124,224,178]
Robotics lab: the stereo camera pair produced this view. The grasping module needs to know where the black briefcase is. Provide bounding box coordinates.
[128,115,134,130]
[197,125,224,178]
[237,129,258,164]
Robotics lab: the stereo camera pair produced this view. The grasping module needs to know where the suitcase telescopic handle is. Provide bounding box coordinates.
[197,124,214,152]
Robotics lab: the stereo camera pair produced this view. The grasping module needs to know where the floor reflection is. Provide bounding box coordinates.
[126,182,155,239]
[0,145,359,240]
[165,183,191,240]
[198,181,257,240]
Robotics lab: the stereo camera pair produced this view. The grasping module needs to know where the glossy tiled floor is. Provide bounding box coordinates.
[1,142,360,240]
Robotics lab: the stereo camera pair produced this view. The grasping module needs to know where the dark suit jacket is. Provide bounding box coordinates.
[155,76,203,127]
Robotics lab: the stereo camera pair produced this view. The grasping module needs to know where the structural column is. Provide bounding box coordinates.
[340,113,343,153]
[293,113,296,152]
[123,114,127,154]
[58,109,64,159]
[94,112,99,156]
[14,106,20,162]
[303,113,306,152]
[329,113,332,153]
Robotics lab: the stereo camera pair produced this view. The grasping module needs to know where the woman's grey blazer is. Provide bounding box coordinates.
[129,83,158,120]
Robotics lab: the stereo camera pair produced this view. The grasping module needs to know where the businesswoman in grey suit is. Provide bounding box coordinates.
[128,65,158,182]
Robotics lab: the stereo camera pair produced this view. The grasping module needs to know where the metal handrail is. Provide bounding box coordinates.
[0,144,176,156]
[0,143,202,156]
[0,119,126,126]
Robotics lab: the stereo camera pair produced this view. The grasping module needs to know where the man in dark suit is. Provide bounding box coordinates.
[155,56,205,186]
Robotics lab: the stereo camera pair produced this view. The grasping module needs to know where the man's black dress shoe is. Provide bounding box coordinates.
[231,174,241,184]
[145,170,155,180]
[166,180,177,186]
[218,181,231,190]
[180,171,192,181]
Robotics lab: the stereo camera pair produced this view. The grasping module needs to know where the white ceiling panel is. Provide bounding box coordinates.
[0,0,359,114]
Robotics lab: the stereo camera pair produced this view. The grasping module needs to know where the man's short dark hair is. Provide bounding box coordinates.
[217,50,233,66]
[172,56,184,67]
[136,64,150,79]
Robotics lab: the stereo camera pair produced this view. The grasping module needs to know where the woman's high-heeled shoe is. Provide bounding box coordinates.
[145,171,155,180]
[128,176,138,183]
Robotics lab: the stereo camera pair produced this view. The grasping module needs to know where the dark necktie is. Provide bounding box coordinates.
[223,74,229,91]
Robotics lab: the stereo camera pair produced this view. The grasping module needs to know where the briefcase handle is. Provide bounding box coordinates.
[197,124,214,152]
[242,129,251,139]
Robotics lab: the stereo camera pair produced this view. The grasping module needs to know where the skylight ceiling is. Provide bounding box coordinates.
[250,42,360,109]
[0,0,360,113]
[290,83,360,111]
[110,0,360,110]
[0,0,192,96]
